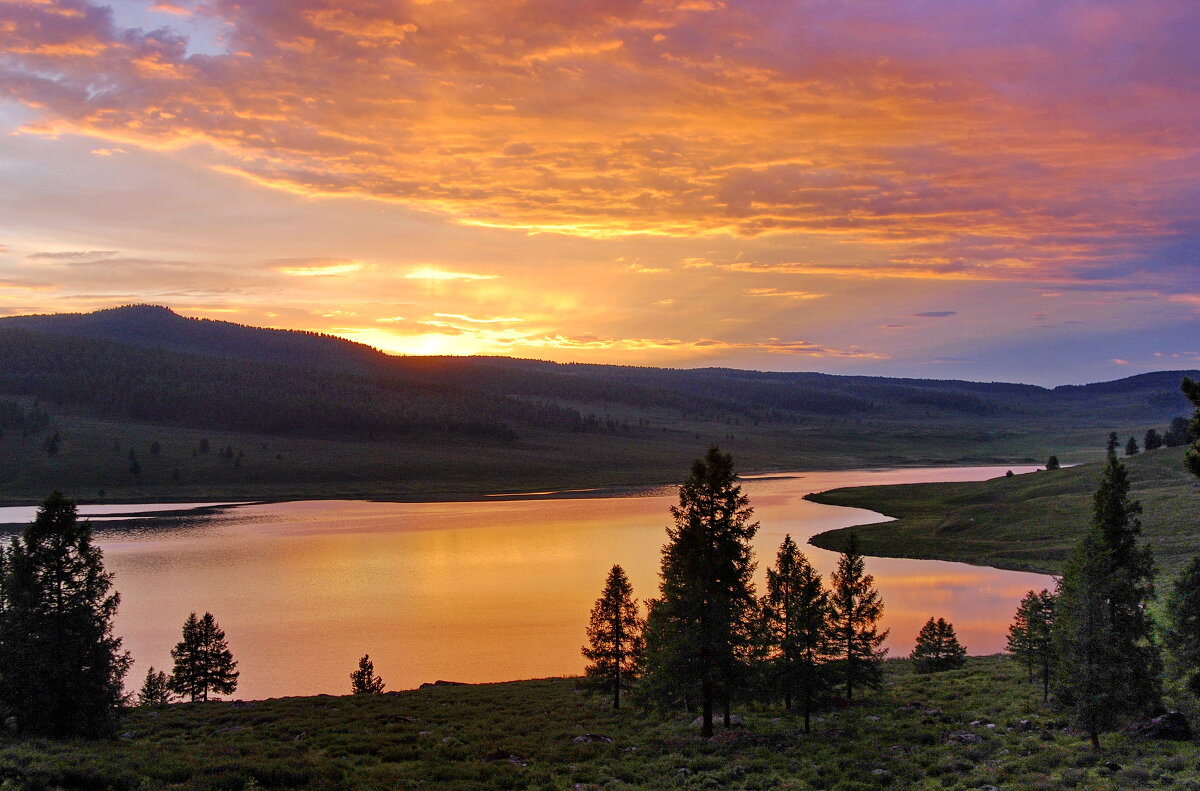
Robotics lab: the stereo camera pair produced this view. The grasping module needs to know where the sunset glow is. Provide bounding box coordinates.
[1,0,1197,382]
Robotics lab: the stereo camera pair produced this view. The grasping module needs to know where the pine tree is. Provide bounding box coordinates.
[761,535,831,732]
[1125,436,1139,456]
[350,654,386,694]
[1183,378,1200,480]
[0,492,131,736]
[910,617,966,673]
[169,612,239,702]
[644,446,759,736]
[138,666,173,706]
[582,564,644,709]
[829,533,888,700]
[1007,589,1056,701]
[1144,428,1164,451]
[1105,432,1119,455]
[1163,556,1200,695]
[1052,451,1160,748]
[1046,455,1061,471]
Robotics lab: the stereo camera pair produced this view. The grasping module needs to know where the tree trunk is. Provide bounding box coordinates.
[701,678,714,738]
[723,695,731,728]
[1090,728,1100,751]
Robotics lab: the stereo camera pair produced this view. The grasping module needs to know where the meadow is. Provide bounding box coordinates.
[0,656,1196,791]
[808,445,1200,579]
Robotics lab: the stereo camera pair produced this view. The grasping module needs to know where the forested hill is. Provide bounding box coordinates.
[0,305,1196,502]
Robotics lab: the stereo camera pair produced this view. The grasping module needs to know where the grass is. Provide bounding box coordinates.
[1,656,1197,790]
[0,403,1148,506]
[807,445,1200,578]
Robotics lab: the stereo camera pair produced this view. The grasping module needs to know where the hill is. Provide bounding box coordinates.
[807,445,1200,578]
[0,305,1196,504]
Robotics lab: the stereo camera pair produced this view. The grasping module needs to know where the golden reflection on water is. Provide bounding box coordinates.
[94,466,1051,699]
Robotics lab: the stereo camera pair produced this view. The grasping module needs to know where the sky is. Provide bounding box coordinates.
[1,0,1198,385]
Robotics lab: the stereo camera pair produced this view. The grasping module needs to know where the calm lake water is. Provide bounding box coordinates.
[0,467,1051,699]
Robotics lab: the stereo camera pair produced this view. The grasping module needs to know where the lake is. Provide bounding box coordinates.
[0,466,1052,699]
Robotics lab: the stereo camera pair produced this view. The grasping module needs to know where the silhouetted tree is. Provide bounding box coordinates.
[1164,556,1200,696]
[138,667,173,706]
[1046,455,1061,471]
[1165,416,1194,448]
[1053,452,1160,749]
[644,446,759,736]
[1105,432,1119,455]
[829,534,887,700]
[910,617,966,673]
[0,492,130,736]
[582,564,644,709]
[1144,428,1163,451]
[761,535,831,732]
[170,612,239,702]
[1125,436,1139,456]
[350,654,385,694]
[1183,378,1200,480]
[1007,589,1056,701]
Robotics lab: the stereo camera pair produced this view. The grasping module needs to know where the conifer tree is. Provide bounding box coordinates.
[1125,435,1139,456]
[0,492,131,736]
[1163,556,1200,695]
[1183,378,1200,480]
[910,617,966,673]
[169,611,239,702]
[1006,589,1056,700]
[582,564,644,709]
[1046,455,1061,471]
[644,446,759,736]
[829,533,888,700]
[1105,432,1119,455]
[350,654,386,694]
[1052,451,1160,748]
[138,667,173,706]
[761,535,831,732]
[1144,428,1164,451]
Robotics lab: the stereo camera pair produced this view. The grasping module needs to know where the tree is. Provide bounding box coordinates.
[1052,452,1160,748]
[582,564,644,709]
[1144,428,1164,451]
[1163,556,1200,695]
[1046,455,1061,471]
[761,535,832,732]
[350,654,385,694]
[1006,589,1056,701]
[1125,436,1139,456]
[1105,432,1119,455]
[829,533,888,700]
[1183,378,1200,480]
[170,612,239,702]
[910,617,966,673]
[1165,416,1194,448]
[138,666,173,706]
[0,492,131,736]
[644,446,759,736]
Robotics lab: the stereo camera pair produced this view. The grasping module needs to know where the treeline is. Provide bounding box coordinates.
[0,329,592,442]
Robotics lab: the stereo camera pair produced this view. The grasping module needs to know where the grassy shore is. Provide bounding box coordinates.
[1,656,1196,791]
[807,446,1199,578]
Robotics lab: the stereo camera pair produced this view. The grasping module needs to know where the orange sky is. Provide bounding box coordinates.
[0,0,1197,382]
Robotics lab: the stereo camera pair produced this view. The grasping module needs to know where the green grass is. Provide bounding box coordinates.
[808,446,1200,578]
[0,402,1148,506]
[1,656,1197,790]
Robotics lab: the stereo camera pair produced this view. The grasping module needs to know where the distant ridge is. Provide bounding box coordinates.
[0,304,388,371]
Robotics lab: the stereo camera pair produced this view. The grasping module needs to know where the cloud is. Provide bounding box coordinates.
[0,0,1195,284]
[27,250,119,260]
[404,268,497,281]
[271,258,363,277]
[743,288,826,300]
[911,311,956,318]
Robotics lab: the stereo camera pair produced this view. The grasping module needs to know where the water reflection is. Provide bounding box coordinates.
[74,466,1050,699]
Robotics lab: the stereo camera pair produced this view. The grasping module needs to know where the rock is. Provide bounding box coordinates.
[947,731,985,744]
[690,714,742,727]
[979,785,1000,791]
[1100,762,1122,774]
[293,731,306,741]
[1127,712,1192,740]
[120,731,136,741]
[865,715,881,722]
[506,755,528,767]
[674,768,692,778]
[419,680,467,689]
[969,720,983,727]
[572,734,613,744]
[1016,719,1033,731]
[229,700,254,708]
[145,710,160,719]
